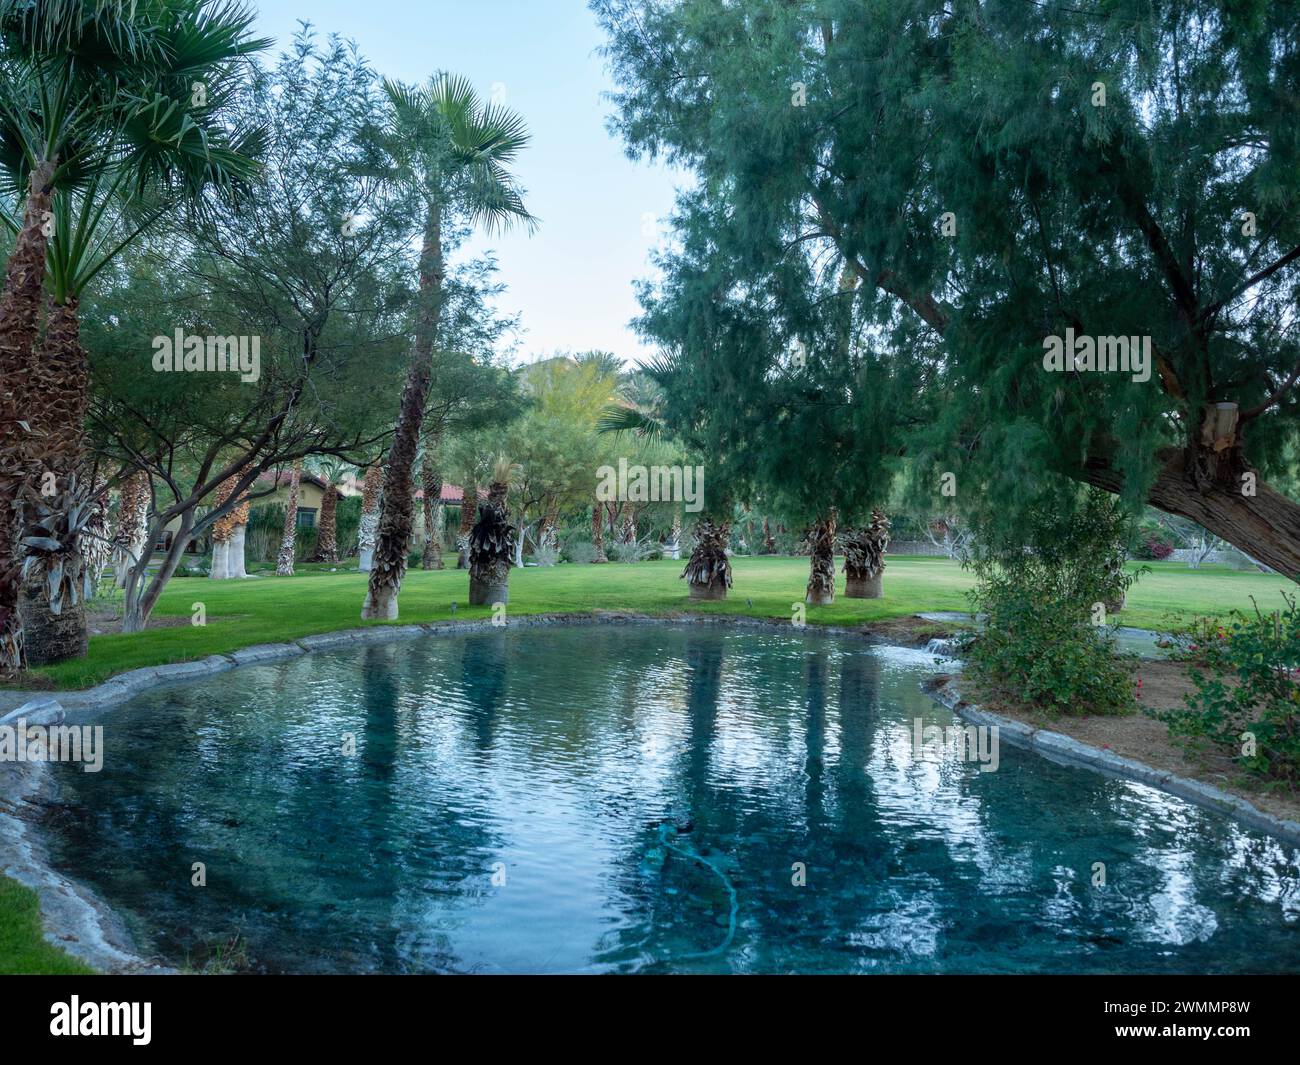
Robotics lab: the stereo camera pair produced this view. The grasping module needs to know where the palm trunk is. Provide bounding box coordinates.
[313,484,338,562]
[0,162,56,673]
[456,483,477,569]
[683,517,732,600]
[804,512,837,606]
[620,507,637,545]
[762,517,776,554]
[113,470,151,589]
[591,499,607,562]
[209,477,236,579]
[357,464,382,571]
[468,479,513,605]
[16,298,93,664]
[842,510,890,599]
[666,511,682,560]
[421,444,444,570]
[276,461,301,576]
[363,201,443,619]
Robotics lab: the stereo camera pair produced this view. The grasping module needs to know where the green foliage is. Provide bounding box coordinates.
[1157,595,1300,784]
[963,491,1138,716]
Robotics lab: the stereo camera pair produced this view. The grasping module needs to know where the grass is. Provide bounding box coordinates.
[0,878,95,975]
[2,551,1294,974]
[10,553,1296,691]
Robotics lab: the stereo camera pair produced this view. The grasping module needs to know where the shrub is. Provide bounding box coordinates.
[561,539,600,564]
[1156,595,1300,785]
[962,490,1138,716]
[532,544,560,567]
[611,539,651,563]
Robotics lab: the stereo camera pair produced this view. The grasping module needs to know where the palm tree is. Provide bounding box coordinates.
[360,73,534,620]
[468,454,517,605]
[421,441,445,570]
[456,482,478,569]
[112,469,150,589]
[805,510,837,606]
[0,0,268,667]
[842,510,890,598]
[356,464,383,572]
[276,461,301,576]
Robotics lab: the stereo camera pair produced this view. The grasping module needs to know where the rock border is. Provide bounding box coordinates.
[928,676,1300,848]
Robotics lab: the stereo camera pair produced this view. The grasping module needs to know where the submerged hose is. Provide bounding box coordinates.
[656,822,739,959]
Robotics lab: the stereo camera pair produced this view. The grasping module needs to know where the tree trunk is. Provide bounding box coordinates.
[620,506,637,545]
[114,470,151,588]
[0,162,56,674]
[313,484,339,563]
[591,499,607,562]
[421,445,444,570]
[124,511,195,633]
[804,512,837,606]
[16,297,93,664]
[363,202,443,620]
[227,490,250,578]
[209,476,236,579]
[843,510,890,599]
[762,516,776,554]
[666,512,682,560]
[468,479,513,605]
[683,517,731,600]
[456,483,477,569]
[277,461,301,575]
[1082,444,1300,579]
[18,562,87,664]
[357,464,382,572]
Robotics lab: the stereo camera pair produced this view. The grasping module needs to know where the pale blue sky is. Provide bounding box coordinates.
[253,0,680,365]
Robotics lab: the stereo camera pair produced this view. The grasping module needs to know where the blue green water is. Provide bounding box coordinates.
[42,625,1300,973]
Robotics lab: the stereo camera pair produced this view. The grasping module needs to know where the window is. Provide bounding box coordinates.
[297,509,317,529]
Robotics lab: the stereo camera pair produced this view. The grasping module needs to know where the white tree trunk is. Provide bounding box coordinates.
[210,540,229,580]
[357,509,379,572]
[229,524,248,578]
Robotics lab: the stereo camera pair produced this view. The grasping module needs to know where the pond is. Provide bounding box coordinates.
[41,624,1300,973]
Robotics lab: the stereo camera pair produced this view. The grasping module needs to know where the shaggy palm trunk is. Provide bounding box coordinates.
[539,499,559,554]
[665,512,682,560]
[456,483,477,569]
[113,470,151,589]
[363,202,444,620]
[209,477,236,579]
[82,476,112,590]
[17,298,92,664]
[620,506,637,545]
[421,447,444,570]
[762,517,776,554]
[804,512,837,606]
[313,485,339,562]
[683,518,732,600]
[468,480,513,605]
[0,162,55,674]
[277,461,301,576]
[591,500,607,562]
[357,464,382,571]
[843,510,891,599]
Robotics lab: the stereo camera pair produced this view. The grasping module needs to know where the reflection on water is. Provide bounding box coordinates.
[43,625,1300,973]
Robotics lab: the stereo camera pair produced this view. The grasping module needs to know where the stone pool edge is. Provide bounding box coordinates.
[927,676,1300,849]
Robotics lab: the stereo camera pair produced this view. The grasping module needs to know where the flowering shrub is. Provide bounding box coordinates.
[1157,595,1300,784]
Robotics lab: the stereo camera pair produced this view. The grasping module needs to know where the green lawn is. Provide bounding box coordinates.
[13,553,1297,691]
[0,879,95,975]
